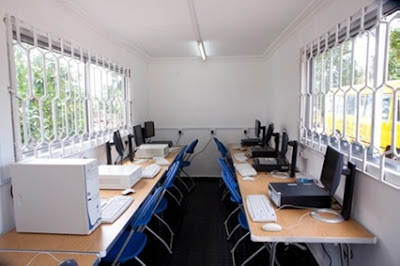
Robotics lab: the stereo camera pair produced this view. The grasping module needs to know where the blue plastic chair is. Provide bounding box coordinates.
[166,145,188,206]
[149,161,180,254]
[177,139,198,191]
[219,158,276,266]
[102,187,164,265]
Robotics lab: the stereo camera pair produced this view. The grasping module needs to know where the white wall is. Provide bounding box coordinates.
[263,0,400,265]
[148,59,270,176]
[0,0,149,233]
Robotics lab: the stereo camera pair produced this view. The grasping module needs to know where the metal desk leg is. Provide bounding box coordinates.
[269,242,278,266]
[339,243,352,266]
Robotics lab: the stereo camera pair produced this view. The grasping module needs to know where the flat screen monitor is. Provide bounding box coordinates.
[113,130,124,157]
[280,131,289,157]
[321,146,344,196]
[144,121,155,138]
[133,124,145,146]
[254,119,261,138]
[263,123,274,146]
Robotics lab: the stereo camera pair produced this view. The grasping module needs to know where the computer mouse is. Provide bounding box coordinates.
[242,176,255,181]
[261,223,282,232]
[121,188,135,195]
[59,259,78,266]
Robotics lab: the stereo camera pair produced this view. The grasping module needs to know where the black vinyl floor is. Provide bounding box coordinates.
[100,178,318,266]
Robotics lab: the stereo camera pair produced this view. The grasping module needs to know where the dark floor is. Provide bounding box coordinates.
[101,178,318,266]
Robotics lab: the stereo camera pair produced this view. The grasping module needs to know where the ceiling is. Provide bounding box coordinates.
[59,0,322,60]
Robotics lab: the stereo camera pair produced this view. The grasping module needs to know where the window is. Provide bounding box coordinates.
[6,16,131,160]
[300,1,400,188]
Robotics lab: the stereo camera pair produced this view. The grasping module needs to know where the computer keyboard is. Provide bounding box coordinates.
[246,194,277,222]
[234,163,257,176]
[153,157,170,165]
[234,152,248,162]
[101,196,134,223]
[142,163,162,178]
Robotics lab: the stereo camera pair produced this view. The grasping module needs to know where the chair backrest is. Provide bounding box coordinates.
[214,137,228,158]
[221,170,242,204]
[163,161,180,189]
[173,145,188,165]
[136,187,164,227]
[186,139,198,154]
[217,158,237,188]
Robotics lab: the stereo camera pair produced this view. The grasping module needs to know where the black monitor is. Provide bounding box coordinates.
[321,146,344,196]
[133,124,145,146]
[144,121,155,138]
[255,119,261,138]
[280,131,289,158]
[106,130,125,165]
[263,123,274,146]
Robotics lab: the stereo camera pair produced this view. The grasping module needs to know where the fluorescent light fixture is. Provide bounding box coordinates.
[198,41,206,60]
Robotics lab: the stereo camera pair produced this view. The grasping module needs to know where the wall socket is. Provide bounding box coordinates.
[210,128,216,135]
[178,128,183,135]
[243,128,248,135]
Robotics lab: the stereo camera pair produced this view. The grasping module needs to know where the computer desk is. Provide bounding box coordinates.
[0,251,100,265]
[0,147,181,259]
[228,144,376,266]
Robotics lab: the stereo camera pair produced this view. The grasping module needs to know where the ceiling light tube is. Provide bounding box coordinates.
[198,41,206,60]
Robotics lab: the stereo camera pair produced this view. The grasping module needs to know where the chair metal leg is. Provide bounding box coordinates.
[166,189,181,206]
[172,184,184,204]
[176,175,191,192]
[223,206,240,236]
[182,169,196,191]
[154,213,174,249]
[135,256,146,266]
[226,224,240,240]
[145,225,173,254]
[231,231,250,255]
[241,244,267,266]
[221,187,229,201]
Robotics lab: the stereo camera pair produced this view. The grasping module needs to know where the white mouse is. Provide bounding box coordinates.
[121,188,135,195]
[261,223,282,232]
[242,176,255,181]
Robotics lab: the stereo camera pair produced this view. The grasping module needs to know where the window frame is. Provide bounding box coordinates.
[300,1,400,189]
[5,15,132,161]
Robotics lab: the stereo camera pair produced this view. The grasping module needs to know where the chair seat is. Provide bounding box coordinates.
[181,161,191,167]
[102,231,147,264]
[238,211,249,230]
[155,197,168,213]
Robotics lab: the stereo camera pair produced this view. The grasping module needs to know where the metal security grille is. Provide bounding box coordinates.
[300,1,400,188]
[5,16,131,160]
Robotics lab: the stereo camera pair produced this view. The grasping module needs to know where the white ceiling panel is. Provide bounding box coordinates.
[60,0,320,59]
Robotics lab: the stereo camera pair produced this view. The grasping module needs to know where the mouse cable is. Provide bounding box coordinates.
[322,243,332,266]
[281,212,311,230]
[26,252,62,266]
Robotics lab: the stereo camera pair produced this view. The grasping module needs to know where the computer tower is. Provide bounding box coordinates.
[11,158,101,235]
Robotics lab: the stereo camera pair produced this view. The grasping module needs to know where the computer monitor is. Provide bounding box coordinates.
[106,130,125,165]
[144,121,155,138]
[133,124,145,146]
[255,119,261,138]
[263,123,274,146]
[280,131,289,158]
[321,146,344,196]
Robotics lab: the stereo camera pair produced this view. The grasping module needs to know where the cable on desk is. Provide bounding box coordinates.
[281,212,311,230]
[26,252,62,266]
[322,243,332,266]
[175,134,182,145]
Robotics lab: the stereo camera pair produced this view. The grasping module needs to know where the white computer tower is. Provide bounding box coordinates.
[135,144,169,158]
[10,158,102,235]
[98,165,142,189]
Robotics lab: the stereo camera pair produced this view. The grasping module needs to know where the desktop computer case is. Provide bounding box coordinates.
[11,158,102,235]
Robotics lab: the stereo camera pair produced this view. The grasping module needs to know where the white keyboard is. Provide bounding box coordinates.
[234,163,257,176]
[246,194,277,222]
[101,196,134,223]
[153,157,170,165]
[142,163,162,178]
[234,152,248,162]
